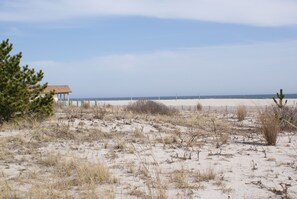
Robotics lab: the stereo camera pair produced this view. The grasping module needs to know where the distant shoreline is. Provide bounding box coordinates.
[71,94,297,101]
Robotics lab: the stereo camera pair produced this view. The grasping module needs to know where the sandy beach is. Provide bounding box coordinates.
[70,98,297,108]
[1,101,297,198]
[2,1,297,198]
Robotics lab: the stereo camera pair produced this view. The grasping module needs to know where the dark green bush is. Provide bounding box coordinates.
[0,39,54,123]
[126,100,177,115]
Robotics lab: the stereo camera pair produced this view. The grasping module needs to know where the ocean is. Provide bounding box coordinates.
[71,94,297,101]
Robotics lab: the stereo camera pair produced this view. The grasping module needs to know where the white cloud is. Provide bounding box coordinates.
[28,40,297,97]
[1,0,297,26]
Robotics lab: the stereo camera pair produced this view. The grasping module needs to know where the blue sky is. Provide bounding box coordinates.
[1,0,297,98]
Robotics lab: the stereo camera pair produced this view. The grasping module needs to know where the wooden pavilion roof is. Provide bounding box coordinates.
[44,85,72,94]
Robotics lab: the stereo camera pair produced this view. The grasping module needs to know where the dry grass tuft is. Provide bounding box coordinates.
[82,101,91,109]
[0,116,44,131]
[0,181,18,199]
[0,140,14,161]
[129,188,145,197]
[92,105,107,119]
[27,184,72,199]
[78,129,113,142]
[52,156,112,184]
[196,167,217,182]
[29,123,75,143]
[258,109,280,146]
[126,100,177,115]
[37,152,115,191]
[210,119,230,148]
[274,106,297,132]
[76,162,113,184]
[172,166,188,188]
[196,102,203,111]
[114,141,126,151]
[39,152,60,167]
[163,136,177,145]
[236,105,247,121]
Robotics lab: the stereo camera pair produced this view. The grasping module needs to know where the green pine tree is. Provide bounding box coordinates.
[0,39,54,123]
[273,89,287,109]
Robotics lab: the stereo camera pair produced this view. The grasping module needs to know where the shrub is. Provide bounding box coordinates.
[258,109,280,145]
[273,89,287,108]
[0,39,54,123]
[196,102,202,111]
[236,105,247,121]
[274,106,297,132]
[210,119,230,148]
[82,101,90,109]
[92,105,107,119]
[126,100,176,115]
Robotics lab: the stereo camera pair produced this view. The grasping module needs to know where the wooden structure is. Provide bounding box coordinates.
[44,85,72,102]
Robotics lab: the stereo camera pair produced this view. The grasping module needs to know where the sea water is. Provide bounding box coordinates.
[72,94,297,101]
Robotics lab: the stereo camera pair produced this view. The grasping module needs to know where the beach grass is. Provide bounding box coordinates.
[0,99,296,198]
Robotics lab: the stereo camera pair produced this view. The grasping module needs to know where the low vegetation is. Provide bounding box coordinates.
[1,90,297,198]
[196,167,217,182]
[236,105,247,121]
[126,100,177,115]
[273,89,287,108]
[196,102,203,111]
[272,89,297,131]
[257,89,297,146]
[274,106,297,131]
[258,108,280,145]
[172,166,188,188]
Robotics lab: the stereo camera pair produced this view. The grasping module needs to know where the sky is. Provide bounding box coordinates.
[1,0,297,98]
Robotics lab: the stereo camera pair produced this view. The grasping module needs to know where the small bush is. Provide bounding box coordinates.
[126,100,176,115]
[210,119,230,148]
[196,102,202,111]
[92,106,107,119]
[258,109,280,145]
[236,105,247,121]
[82,101,90,109]
[274,106,297,131]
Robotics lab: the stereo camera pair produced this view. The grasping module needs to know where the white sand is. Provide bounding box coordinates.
[39,115,297,198]
[1,108,297,198]
[72,98,297,107]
